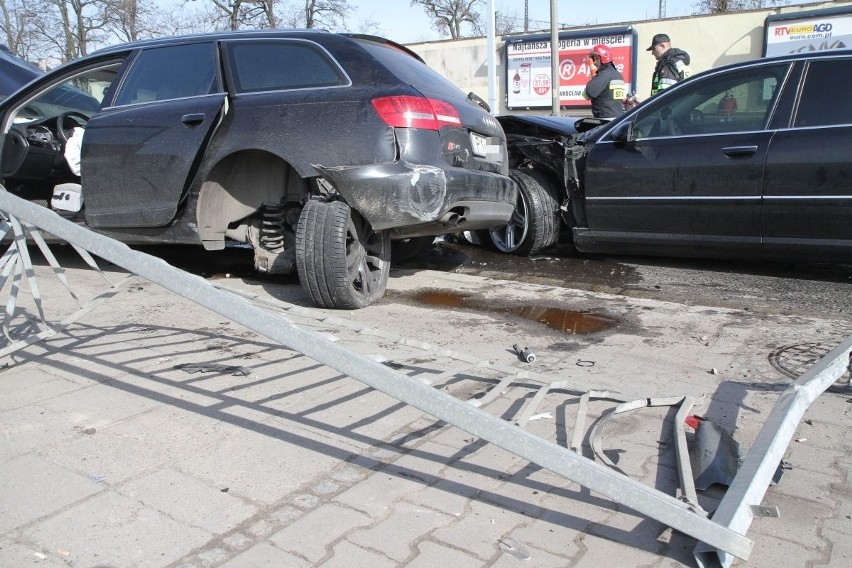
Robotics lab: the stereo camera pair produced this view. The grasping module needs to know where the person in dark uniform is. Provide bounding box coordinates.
[647,33,692,96]
[582,44,626,119]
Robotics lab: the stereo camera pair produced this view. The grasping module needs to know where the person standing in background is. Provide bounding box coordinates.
[582,44,626,119]
[647,33,692,96]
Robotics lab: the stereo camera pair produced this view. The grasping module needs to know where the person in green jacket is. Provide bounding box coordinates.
[647,33,692,96]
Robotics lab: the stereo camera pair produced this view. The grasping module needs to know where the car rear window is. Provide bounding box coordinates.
[794,58,852,128]
[356,39,464,99]
[226,40,347,93]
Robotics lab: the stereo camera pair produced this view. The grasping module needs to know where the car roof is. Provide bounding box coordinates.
[90,29,422,62]
[700,47,852,78]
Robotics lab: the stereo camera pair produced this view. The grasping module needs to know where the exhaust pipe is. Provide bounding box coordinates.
[440,212,466,226]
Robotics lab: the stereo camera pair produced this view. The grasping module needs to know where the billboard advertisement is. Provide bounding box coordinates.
[505,27,636,110]
[764,6,852,56]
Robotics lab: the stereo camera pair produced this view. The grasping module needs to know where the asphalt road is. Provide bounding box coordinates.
[399,240,852,319]
[143,241,852,320]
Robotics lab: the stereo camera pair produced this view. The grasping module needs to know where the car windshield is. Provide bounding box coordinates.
[11,63,120,125]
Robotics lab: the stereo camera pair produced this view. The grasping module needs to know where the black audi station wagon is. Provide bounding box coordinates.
[0,30,517,308]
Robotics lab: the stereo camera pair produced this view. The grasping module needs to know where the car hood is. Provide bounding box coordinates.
[496,114,581,136]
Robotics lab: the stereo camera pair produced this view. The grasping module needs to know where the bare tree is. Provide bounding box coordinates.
[472,7,520,36]
[200,0,246,30]
[356,14,380,35]
[494,10,519,35]
[107,0,163,42]
[248,0,278,28]
[155,3,220,36]
[693,0,792,13]
[0,0,39,56]
[196,0,312,30]
[410,0,482,39]
[26,0,110,62]
[300,0,350,29]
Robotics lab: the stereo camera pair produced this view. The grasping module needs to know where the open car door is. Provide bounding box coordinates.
[82,42,225,229]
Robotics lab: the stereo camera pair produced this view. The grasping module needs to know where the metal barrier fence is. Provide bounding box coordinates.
[2,188,850,567]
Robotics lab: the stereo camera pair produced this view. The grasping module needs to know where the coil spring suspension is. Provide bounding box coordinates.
[259,204,286,252]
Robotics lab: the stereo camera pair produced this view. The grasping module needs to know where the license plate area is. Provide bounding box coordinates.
[470,132,488,157]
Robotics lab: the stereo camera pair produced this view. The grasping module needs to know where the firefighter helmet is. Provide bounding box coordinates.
[589,44,613,65]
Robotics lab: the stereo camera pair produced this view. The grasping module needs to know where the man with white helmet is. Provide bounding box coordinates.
[582,44,626,119]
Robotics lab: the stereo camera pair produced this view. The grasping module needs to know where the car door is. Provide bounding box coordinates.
[82,42,226,228]
[762,56,852,260]
[580,63,790,256]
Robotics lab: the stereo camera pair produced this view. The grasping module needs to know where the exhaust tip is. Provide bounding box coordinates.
[440,212,461,226]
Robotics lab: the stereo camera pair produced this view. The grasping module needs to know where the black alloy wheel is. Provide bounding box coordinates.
[296,199,390,309]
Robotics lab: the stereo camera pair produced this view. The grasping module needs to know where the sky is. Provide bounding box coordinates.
[352,1,704,44]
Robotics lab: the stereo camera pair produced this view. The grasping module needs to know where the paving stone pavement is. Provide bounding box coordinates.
[0,256,850,567]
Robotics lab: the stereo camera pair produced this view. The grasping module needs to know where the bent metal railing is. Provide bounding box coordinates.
[2,188,850,567]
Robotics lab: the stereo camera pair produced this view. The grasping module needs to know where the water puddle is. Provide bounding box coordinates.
[409,290,617,334]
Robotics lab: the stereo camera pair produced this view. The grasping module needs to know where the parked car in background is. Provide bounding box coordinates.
[484,49,852,263]
[0,30,517,308]
[0,45,42,100]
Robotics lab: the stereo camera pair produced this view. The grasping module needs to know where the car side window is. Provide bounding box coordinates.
[794,59,852,128]
[113,43,217,106]
[9,63,119,125]
[632,63,789,139]
[226,40,347,93]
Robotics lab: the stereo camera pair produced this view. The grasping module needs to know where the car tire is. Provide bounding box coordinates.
[391,236,434,264]
[486,168,560,256]
[296,199,390,309]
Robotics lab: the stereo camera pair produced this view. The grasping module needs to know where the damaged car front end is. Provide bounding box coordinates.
[493,49,852,265]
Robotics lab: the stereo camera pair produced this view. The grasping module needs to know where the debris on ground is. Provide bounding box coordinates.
[174,363,252,376]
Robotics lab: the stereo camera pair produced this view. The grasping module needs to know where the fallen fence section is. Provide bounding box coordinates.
[0,208,134,359]
[3,189,850,563]
[693,334,852,568]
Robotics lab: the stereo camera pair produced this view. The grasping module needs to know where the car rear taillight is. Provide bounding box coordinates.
[371,96,462,130]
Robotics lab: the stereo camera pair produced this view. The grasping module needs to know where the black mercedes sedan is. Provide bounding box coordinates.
[487,49,852,264]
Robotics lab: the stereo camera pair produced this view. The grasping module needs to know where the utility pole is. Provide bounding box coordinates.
[550,0,559,115]
[524,0,529,31]
[659,0,667,19]
[487,0,497,113]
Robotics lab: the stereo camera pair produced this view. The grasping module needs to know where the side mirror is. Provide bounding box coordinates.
[609,120,633,144]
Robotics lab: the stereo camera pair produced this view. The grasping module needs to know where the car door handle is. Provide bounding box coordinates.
[722,145,758,158]
[181,113,206,126]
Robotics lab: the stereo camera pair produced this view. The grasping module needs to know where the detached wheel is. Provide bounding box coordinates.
[296,200,390,309]
[486,168,560,256]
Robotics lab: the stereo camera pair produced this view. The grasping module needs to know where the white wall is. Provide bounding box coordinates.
[406,1,851,115]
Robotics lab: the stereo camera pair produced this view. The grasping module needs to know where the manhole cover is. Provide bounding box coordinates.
[769,342,851,391]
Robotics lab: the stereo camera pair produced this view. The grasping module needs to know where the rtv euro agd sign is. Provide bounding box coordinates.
[764,8,852,56]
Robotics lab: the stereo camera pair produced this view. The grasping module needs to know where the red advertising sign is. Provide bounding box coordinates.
[506,28,636,110]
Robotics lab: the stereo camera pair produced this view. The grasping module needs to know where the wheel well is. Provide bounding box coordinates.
[515,163,561,199]
[196,150,308,250]
[514,164,578,243]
